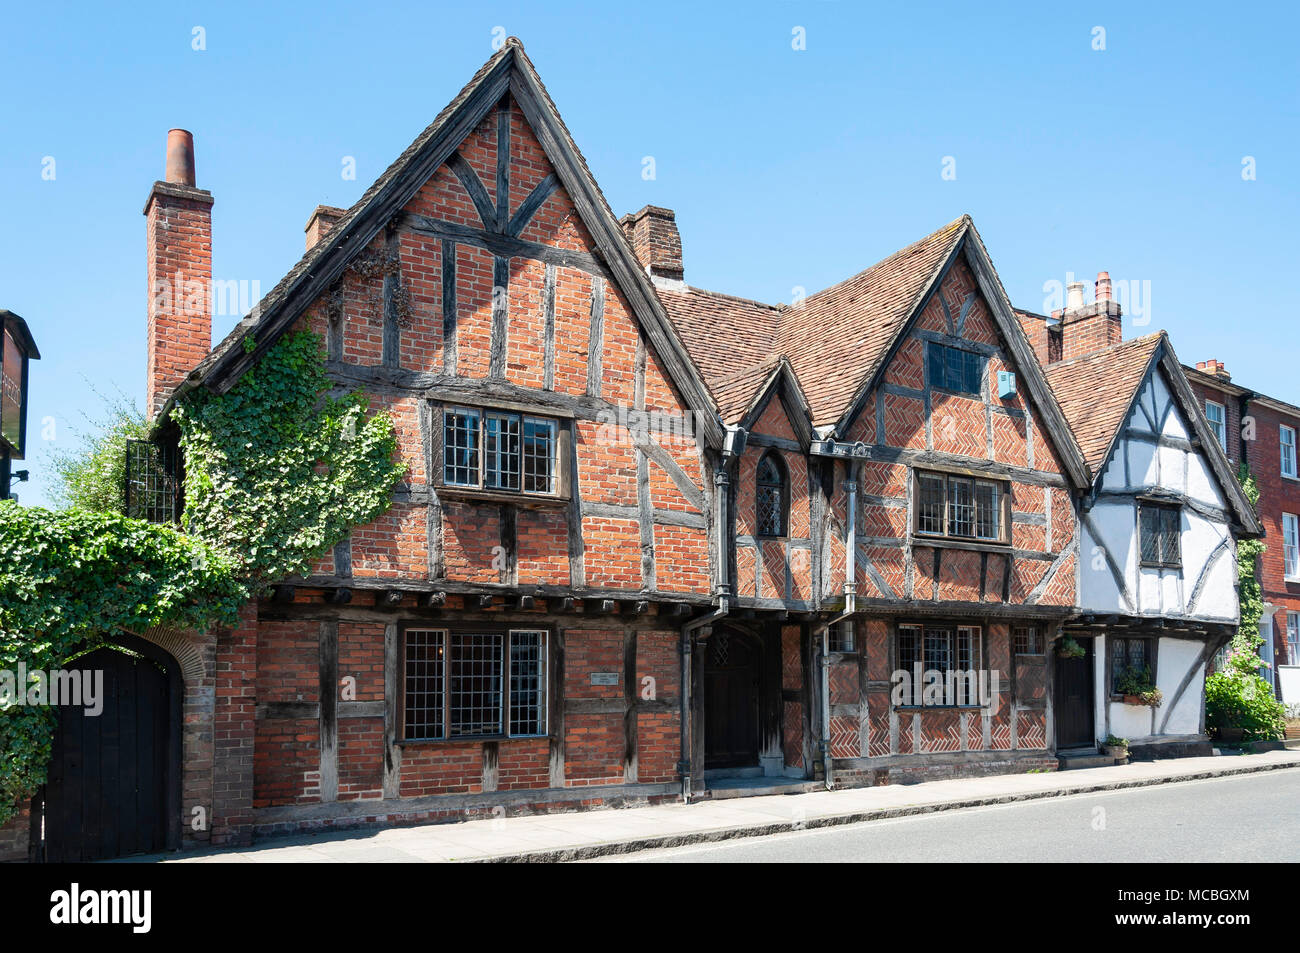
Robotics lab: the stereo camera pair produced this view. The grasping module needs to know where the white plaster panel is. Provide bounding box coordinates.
[1110,701,1155,739]
[1158,637,1204,735]
[1160,567,1184,615]
[1186,452,1225,508]
[1156,445,1186,494]
[1081,502,1136,612]
[1137,566,1163,614]
[1128,438,1159,487]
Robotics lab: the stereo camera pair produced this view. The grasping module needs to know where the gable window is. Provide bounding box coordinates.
[926,341,983,396]
[401,627,547,741]
[1283,513,1299,580]
[441,406,559,496]
[895,623,984,706]
[756,450,788,537]
[1282,425,1297,479]
[1205,400,1226,450]
[1110,636,1156,695]
[1138,502,1181,569]
[913,470,1006,542]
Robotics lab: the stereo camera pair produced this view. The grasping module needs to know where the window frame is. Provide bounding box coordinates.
[926,340,984,397]
[755,449,789,539]
[893,621,986,708]
[1287,611,1299,665]
[398,623,550,743]
[433,401,567,501]
[1282,425,1297,480]
[1109,635,1157,698]
[1137,500,1182,570]
[1283,512,1300,581]
[1204,400,1226,450]
[1012,625,1044,656]
[911,469,1010,545]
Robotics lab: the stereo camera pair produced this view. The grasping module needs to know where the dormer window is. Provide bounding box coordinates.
[756,450,787,537]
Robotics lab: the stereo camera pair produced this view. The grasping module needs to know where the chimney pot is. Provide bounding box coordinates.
[165,129,196,187]
[1095,270,1112,302]
[1066,281,1086,311]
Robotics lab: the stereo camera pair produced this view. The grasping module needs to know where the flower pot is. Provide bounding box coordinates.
[1122,694,1142,705]
[1103,744,1128,759]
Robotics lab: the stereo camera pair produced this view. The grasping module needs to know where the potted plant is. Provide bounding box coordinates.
[1102,735,1129,759]
[1116,665,1159,706]
[1057,636,1086,659]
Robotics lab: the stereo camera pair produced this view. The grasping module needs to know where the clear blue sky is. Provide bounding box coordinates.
[2,1,1296,508]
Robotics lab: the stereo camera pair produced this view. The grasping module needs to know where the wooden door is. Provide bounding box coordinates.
[38,644,175,861]
[1054,636,1095,749]
[703,630,760,769]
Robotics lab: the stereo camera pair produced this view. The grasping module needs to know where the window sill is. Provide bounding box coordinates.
[909,535,1010,554]
[435,485,569,508]
[398,734,548,746]
[1138,562,1183,572]
[893,705,988,712]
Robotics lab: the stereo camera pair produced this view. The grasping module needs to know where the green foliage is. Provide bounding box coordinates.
[2,327,404,826]
[1205,670,1285,742]
[1203,463,1284,742]
[173,328,406,584]
[47,388,149,514]
[1104,735,1129,748]
[0,503,244,823]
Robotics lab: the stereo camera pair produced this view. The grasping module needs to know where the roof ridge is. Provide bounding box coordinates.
[795,214,969,310]
[670,284,785,312]
[1043,331,1166,372]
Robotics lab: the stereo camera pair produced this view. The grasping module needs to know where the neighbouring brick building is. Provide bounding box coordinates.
[1186,359,1300,693]
[0,39,1268,861]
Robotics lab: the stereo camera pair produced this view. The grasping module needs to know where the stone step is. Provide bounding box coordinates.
[1057,749,1116,770]
[701,777,823,800]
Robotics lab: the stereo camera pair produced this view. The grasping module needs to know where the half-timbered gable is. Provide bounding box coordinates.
[1045,332,1261,754]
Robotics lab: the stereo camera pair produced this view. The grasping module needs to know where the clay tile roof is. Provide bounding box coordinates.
[778,216,968,426]
[655,216,968,428]
[656,286,785,421]
[1043,332,1165,473]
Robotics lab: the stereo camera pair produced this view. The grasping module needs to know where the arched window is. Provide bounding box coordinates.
[756,451,787,537]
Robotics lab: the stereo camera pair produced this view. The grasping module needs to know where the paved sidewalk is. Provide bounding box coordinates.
[154,750,1300,863]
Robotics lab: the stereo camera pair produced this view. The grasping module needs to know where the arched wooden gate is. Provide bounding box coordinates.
[30,633,182,862]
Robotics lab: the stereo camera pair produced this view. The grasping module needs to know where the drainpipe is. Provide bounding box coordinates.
[816,469,858,791]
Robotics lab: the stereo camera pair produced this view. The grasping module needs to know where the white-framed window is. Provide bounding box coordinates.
[1205,400,1226,450]
[1281,425,1297,479]
[400,627,548,741]
[1287,611,1299,665]
[1284,513,1300,580]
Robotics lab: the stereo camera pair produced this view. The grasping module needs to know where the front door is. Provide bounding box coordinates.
[703,630,760,770]
[36,641,178,861]
[1054,634,1095,749]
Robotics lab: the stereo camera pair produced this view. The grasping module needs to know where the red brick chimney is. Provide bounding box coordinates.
[1053,271,1122,362]
[619,205,683,281]
[1195,359,1232,381]
[305,205,346,251]
[145,129,213,415]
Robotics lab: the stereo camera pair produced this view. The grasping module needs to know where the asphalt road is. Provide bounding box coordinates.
[592,769,1300,863]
